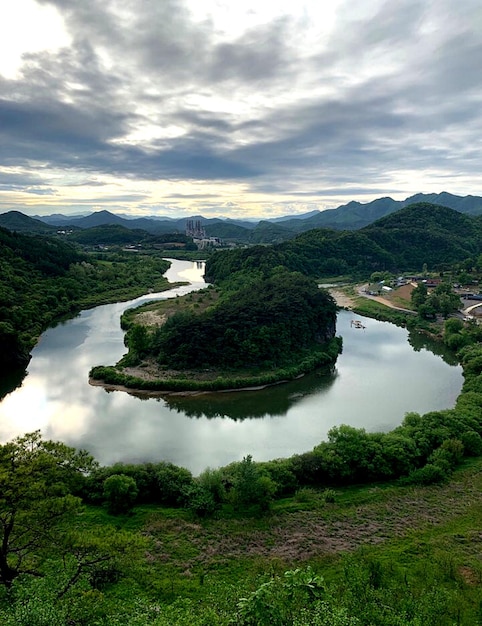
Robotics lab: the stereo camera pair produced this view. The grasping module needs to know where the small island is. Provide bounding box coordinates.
[90,269,342,393]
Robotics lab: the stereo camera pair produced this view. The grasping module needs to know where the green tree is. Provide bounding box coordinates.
[103,474,139,514]
[410,282,428,308]
[231,455,277,511]
[0,431,96,588]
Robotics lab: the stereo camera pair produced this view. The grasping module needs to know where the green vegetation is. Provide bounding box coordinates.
[205,203,482,283]
[0,432,98,588]
[91,268,341,390]
[139,270,337,369]
[68,224,198,251]
[1,202,482,622]
[410,281,462,319]
[0,225,172,384]
[0,427,481,624]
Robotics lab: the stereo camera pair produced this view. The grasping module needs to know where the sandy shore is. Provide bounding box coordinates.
[328,289,356,309]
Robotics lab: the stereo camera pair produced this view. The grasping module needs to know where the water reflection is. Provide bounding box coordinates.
[0,368,26,401]
[157,367,338,420]
[408,330,459,366]
[0,260,464,475]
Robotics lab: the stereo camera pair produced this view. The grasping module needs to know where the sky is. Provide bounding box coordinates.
[0,0,481,219]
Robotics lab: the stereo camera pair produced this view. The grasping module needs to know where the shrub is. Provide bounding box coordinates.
[197,467,226,504]
[460,431,482,456]
[184,484,218,518]
[103,474,138,514]
[230,455,277,512]
[405,463,447,485]
[155,462,193,506]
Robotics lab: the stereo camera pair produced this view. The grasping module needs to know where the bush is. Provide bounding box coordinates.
[460,431,482,456]
[258,459,298,496]
[405,463,447,485]
[197,467,226,504]
[230,455,277,512]
[103,474,138,514]
[155,462,193,506]
[184,483,219,518]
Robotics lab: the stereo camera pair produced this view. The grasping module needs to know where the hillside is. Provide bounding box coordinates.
[0,227,171,384]
[294,191,482,231]
[0,210,57,234]
[205,203,482,282]
[0,191,480,245]
[0,226,85,372]
[359,203,482,268]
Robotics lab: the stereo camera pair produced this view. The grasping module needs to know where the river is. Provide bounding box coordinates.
[0,260,463,475]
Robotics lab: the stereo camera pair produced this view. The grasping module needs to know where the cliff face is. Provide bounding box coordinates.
[316,315,336,344]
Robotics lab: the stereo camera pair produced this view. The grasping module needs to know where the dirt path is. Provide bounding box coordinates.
[329,283,416,314]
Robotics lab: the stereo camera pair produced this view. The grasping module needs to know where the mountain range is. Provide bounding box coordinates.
[1,191,482,244]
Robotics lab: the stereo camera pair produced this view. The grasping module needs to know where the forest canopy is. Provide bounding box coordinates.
[128,270,338,370]
[205,203,482,283]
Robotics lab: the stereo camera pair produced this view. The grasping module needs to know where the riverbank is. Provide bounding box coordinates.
[89,337,343,394]
[329,283,416,312]
[328,288,356,308]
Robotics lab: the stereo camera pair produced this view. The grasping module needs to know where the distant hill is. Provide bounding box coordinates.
[359,202,482,269]
[0,211,57,234]
[205,203,482,282]
[69,224,151,246]
[3,191,482,244]
[289,192,482,232]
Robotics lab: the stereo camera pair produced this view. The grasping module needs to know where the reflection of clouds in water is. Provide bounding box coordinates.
[0,267,464,475]
[0,381,50,439]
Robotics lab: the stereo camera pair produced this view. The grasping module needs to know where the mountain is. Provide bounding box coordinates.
[0,211,57,234]
[358,202,482,269]
[403,192,482,215]
[205,203,482,282]
[265,192,482,234]
[270,210,320,223]
[6,190,482,244]
[37,212,90,225]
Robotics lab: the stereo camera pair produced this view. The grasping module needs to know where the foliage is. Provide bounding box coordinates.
[205,203,482,284]
[411,280,462,319]
[149,269,337,370]
[91,337,341,392]
[229,455,277,512]
[84,461,193,507]
[0,431,96,587]
[1,206,482,623]
[236,567,326,625]
[104,474,139,514]
[0,226,170,379]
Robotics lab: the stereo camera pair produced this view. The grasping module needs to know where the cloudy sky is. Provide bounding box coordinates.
[0,0,481,219]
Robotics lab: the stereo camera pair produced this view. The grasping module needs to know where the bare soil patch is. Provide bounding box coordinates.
[144,468,482,569]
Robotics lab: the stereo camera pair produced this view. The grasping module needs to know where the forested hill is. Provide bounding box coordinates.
[358,203,482,270]
[0,226,86,372]
[0,227,170,380]
[205,203,482,282]
[0,224,85,276]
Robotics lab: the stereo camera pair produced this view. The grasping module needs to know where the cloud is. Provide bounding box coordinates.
[0,0,481,217]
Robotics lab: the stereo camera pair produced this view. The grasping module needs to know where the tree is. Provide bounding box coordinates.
[231,455,277,511]
[410,282,427,309]
[0,431,96,588]
[103,474,138,514]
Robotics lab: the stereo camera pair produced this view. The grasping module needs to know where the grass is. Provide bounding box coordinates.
[81,458,482,613]
[70,465,482,624]
[121,285,221,326]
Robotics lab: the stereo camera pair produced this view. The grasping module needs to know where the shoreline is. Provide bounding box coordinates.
[89,372,306,397]
[328,288,356,309]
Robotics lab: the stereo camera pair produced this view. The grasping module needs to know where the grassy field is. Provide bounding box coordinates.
[78,458,482,623]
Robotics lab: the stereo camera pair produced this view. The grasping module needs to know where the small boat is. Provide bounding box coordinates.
[350,319,366,329]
